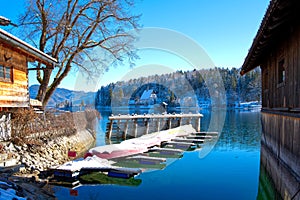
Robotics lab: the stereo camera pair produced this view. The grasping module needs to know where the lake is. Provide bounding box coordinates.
[53,109,262,200]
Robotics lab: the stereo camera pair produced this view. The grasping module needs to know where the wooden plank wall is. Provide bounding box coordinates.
[0,45,29,108]
[285,24,300,109]
[261,25,300,109]
[261,112,300,179]
[261,61,269,108]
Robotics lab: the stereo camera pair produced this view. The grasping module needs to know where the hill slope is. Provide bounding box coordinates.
[29,85,95,107]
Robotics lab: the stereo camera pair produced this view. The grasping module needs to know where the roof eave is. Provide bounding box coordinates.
[240,0,296,76]
[0,28,57,67]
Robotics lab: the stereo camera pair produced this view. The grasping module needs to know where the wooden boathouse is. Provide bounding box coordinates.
[106,113,203,140]
[0,27,57,140]
[241,0,300,198]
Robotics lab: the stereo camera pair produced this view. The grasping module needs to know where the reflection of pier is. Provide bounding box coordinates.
[106,113,203,140]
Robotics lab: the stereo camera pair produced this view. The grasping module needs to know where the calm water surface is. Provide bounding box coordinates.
[54,109,262,200]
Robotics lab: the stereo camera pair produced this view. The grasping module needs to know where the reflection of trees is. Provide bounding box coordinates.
[98,109,261,151]
[202,111,261,151]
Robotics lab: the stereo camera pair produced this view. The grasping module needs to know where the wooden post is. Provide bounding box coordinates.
[145,119,149,134]
[178,117,182,126]
[187,117,191,125]
[195,116,200,132]
[106,113,202,138]
[133,119,138,138]
[168,118,172,129]
[122,119,129,140]
[157,118,160,132]
[117,119,120,136]
[107,119,113,139]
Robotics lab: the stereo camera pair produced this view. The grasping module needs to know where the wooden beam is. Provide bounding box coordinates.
[156,119,160,132]
[122,120,129,140]
[107,120,113,139]
[133,119,138,138]
[168,118,172,129]
[195,117,200,132]
[145,119,149,135]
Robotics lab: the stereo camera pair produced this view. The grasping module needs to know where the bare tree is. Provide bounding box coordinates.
[18,0,140,107]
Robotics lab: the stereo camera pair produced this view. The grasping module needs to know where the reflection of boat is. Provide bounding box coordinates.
[51,171,143,187]
[79,171,142,186]
[112,155,167,169]
[148,147,183,156]
[146,151,183,159]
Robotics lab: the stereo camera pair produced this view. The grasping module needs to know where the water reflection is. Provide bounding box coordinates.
[212,110,261,151]
[257,145,283,200]
[96,108,260,157]
[54,109,265,200]
[257,143,300,200]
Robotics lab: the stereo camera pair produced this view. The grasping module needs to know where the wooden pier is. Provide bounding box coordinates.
[106,113,203,139]
[51,125,219,186]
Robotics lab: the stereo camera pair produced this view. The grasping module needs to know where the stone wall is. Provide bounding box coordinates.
[2,128,95,172]
[1,109,98,173]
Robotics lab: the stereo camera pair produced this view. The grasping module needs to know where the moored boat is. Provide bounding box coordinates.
[87,143,148,159]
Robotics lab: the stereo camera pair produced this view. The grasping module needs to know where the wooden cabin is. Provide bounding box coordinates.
[0,28,57,110]
[0,28,57,140]
[241,0,300,198]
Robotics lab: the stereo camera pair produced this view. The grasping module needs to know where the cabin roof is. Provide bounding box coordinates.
[240,0,300,75]
[0,28,57,67]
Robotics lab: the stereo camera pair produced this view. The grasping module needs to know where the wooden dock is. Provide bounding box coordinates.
[50,127,219,186]
[106,113,203,139]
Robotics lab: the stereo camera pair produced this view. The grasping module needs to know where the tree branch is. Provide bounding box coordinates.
[18,0,140,106]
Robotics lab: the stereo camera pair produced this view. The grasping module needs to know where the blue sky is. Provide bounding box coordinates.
[134,0,269,67]
[0,0,270,91]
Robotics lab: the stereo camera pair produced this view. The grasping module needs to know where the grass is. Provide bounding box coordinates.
[79,172,142,187]
[113,160,166,169]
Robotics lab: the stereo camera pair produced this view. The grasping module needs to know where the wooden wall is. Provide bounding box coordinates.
[261,24,300,110]
[0,44,29,108]
[261,112,300,181]
[253,4,300,199]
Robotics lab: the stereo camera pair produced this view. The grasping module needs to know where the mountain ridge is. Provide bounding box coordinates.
[29,85,96,107]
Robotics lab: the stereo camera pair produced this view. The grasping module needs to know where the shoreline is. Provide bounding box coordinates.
[0,128,96,199]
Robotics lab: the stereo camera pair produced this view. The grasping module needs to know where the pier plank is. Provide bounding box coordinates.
[171,138,204,143]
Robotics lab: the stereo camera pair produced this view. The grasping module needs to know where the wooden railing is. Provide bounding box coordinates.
[106,113,203,139]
